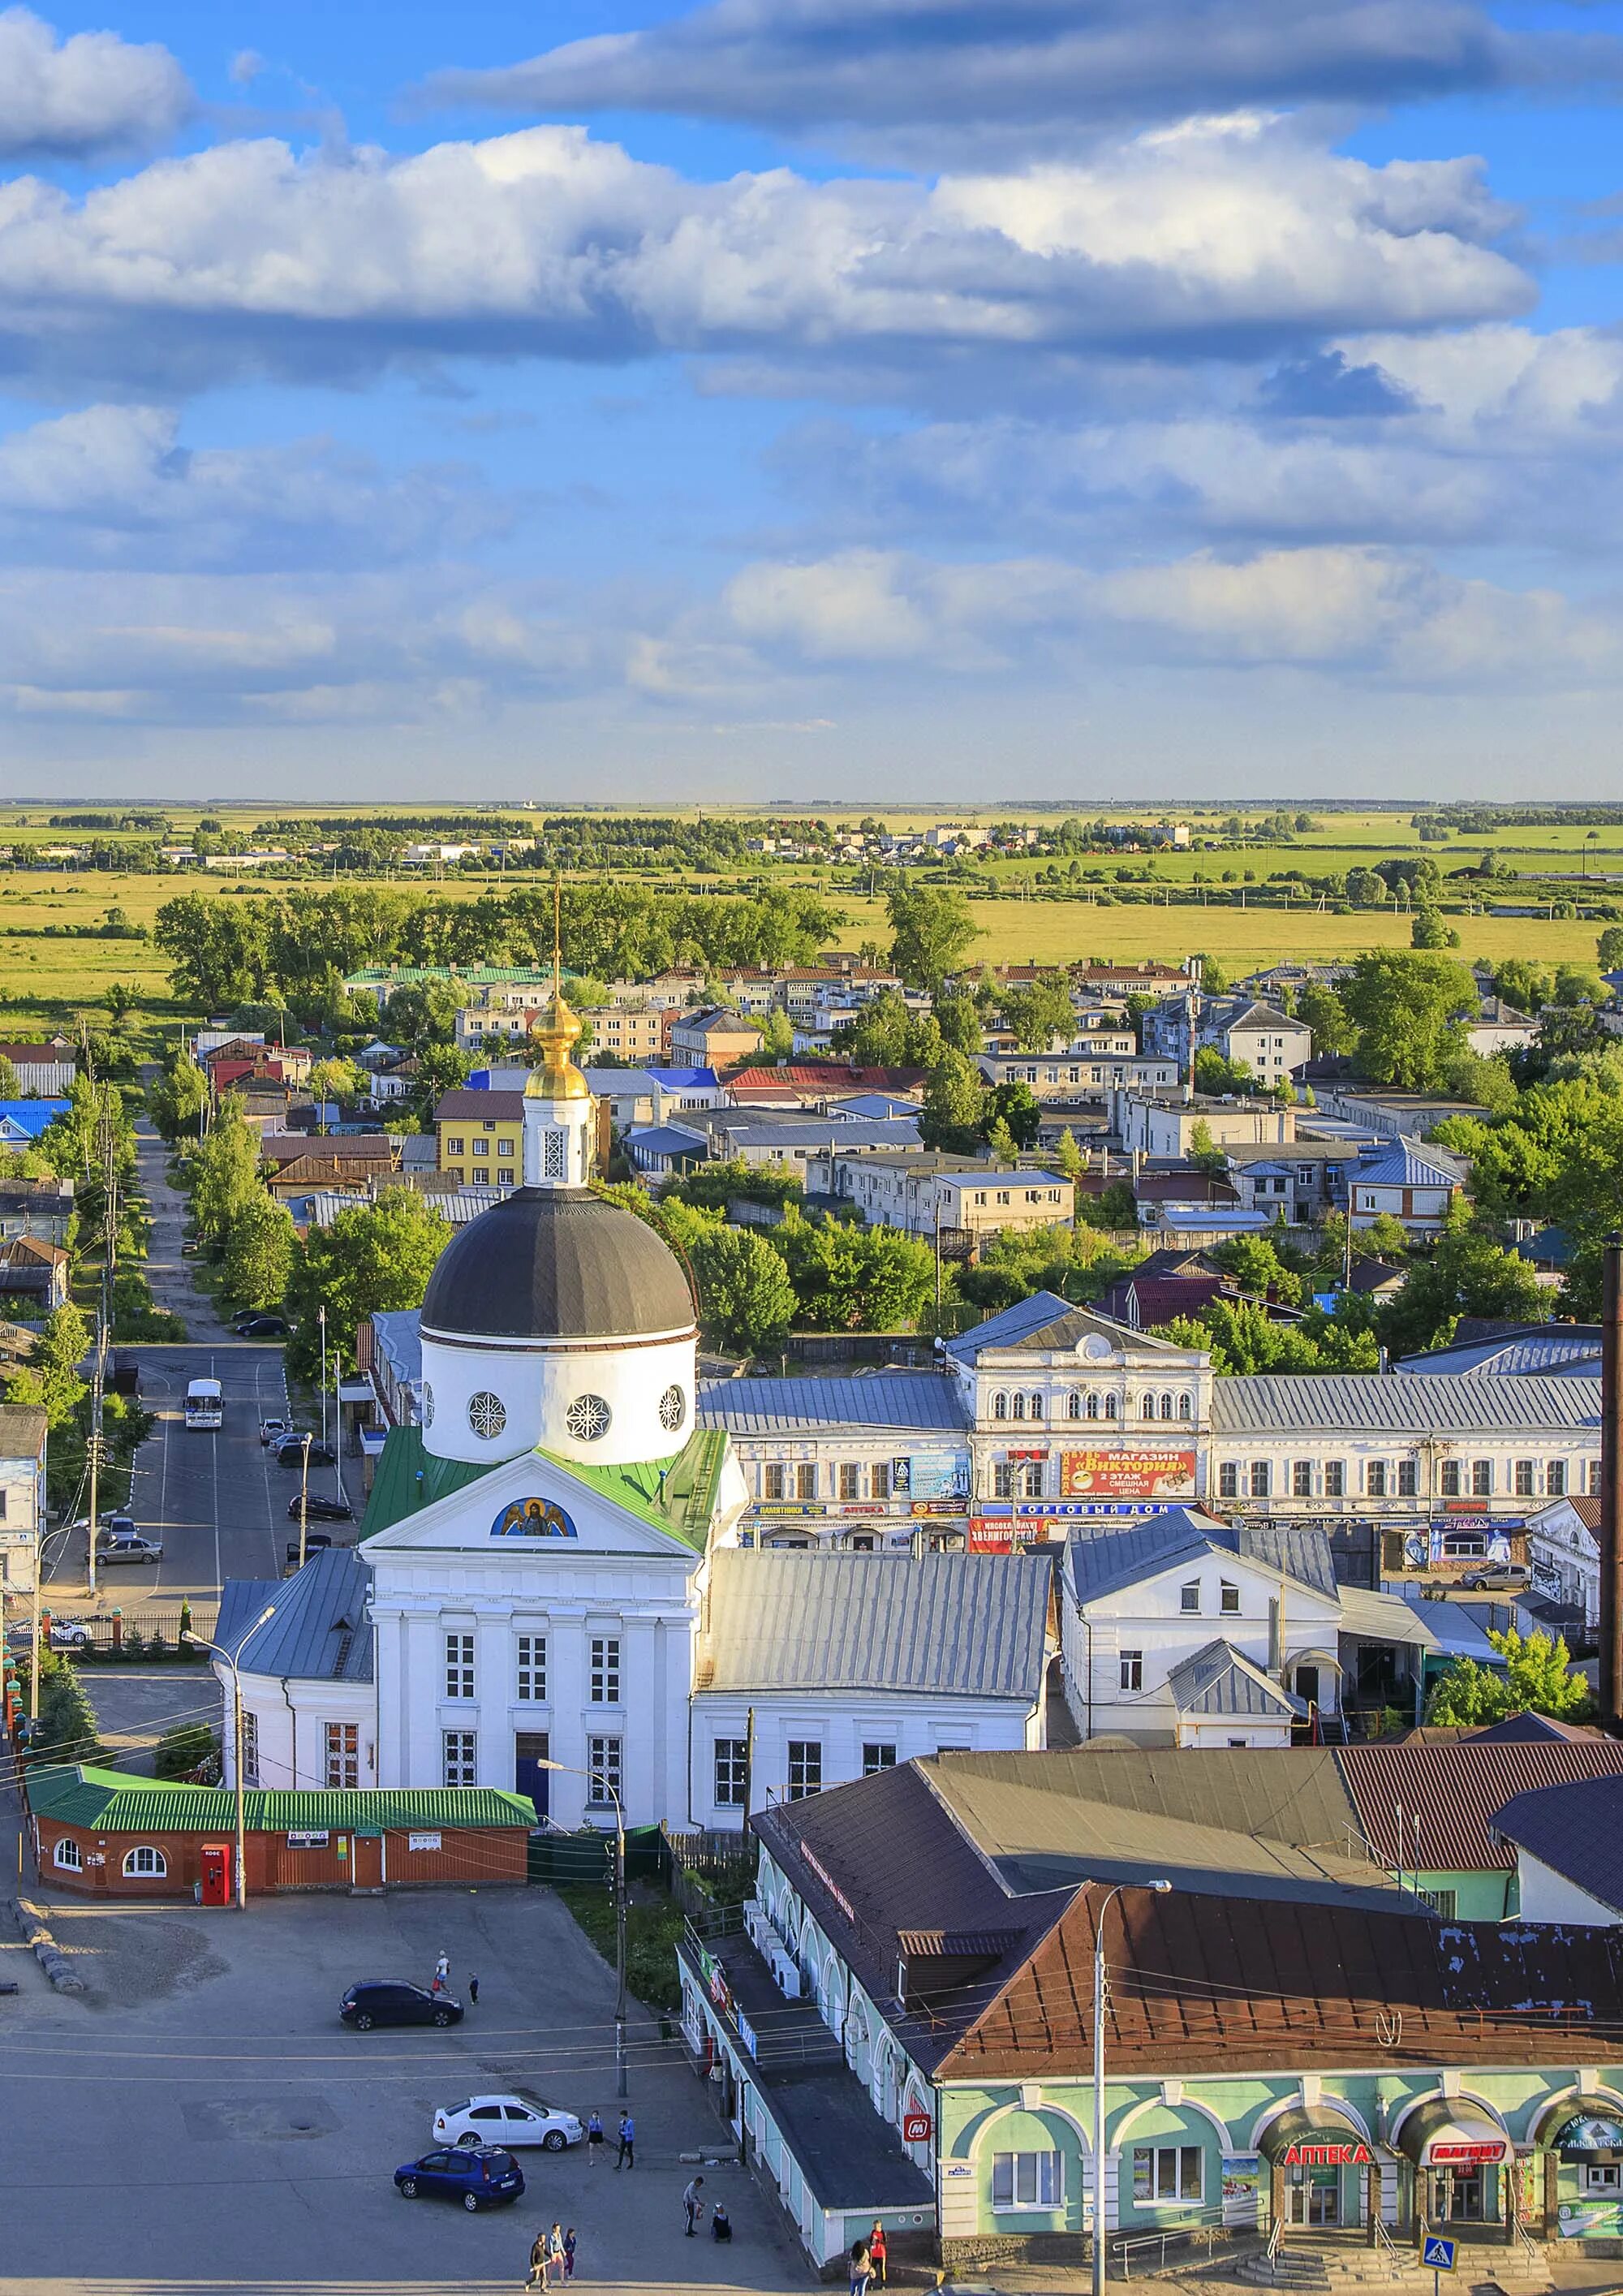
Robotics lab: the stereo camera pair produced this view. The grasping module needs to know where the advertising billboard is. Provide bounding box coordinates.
[911,1450,970,1503]
[1060,1448,1197,1501]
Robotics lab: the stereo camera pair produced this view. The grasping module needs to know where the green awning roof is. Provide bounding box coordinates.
[28,1764,536,1833]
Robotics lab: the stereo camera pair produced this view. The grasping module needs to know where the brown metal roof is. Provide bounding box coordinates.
[1338,1740,1623,1872]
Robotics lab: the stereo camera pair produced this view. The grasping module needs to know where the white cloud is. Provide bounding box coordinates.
[418,0,1608,154]
[0,118,1529,394]
[0,7,191,160]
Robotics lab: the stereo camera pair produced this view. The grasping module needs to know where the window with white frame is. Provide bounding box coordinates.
[325,1721,359,1790]
[1583,2165,1622,2196]
[713,1738,748,1808]
[1589,1458,1604,1495]
[123,1845,167,1877]
[1547,1459,1567,1497]
[1132,2145,1204,2204]
[1067,1392,1083,1420]
[863,1742,896,1775]
[1120,1650,1143,1691]
[445,1632,474,1699]
[1292,1460,1311,1498]
[516,1634,547,1702]
[1366,1460,1387,1498]
[590,1635,621,1704]
[1250,1462,1271,1498]
[992,1393,1009,1419]
[1217,1462,1239,1498]
[1220,1580,1240,1613]
[587,1736,622,1805]
[1020,1462,1044,1499]
[1180,1580,1200,1613]
[54,1836,81,1871]
[1142,1394,1156,1420]
[1397,1458,1419,1497]
[992,2152,1063,2211]
[1012,1393,1027,1420]
[1513,1458,1535,1498]
[240,1707,259,1786]
[1104,1394,1118,1420]
[1324,1460,1345,1497]
[786,1740,822,1799]
[993,1462,1016,1499]
[1472,1458,1492,1497]
[443,1730,477,1787]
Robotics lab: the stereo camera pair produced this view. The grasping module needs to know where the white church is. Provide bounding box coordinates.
[214,979,1049,1833]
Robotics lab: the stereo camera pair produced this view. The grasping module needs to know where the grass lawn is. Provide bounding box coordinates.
[553,1881,685,2017]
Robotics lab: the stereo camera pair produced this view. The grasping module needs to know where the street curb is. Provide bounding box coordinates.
[6,1894,85,1992]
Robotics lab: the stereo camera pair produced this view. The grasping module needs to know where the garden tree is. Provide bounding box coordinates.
[411,1042,471,1122]
[1296,980,1352,1057]
[984,1079,1041,1151]
[1598,926,1623,972]
[984,1117,1020,1164]
[663,1157,803,1215]
[918,1049,987,1153]
[932,988,983,1058]
[190,1096,261,1248]
[688,1223,796,1356]
[1052,1127,1085,1186]
[1152,1297,1379,1376]
[1410,908,1460,950]
[1492,957,1552,1014]
[153,1722,218,1781]
[1195,956,1228,995]
[380,980,463,1052]
[0,1055,16,1097]
[835,989,946,1070]
[771,1214,936,1332]
[1193,1046,1254,1096]
[1188,1118,1227,1177]
[958,1218,1136,1311]
[1375,1203,1548,1358]
[1001,974,1076,1051]
[4,1301,90,1429]
[223,1194,298,1312]
[1210,1235,1304,1306]
[886,883,979,989]
[1553,963,1606,1006]
[105,980,140,1023]
[1362,1211,1414,1261]
[37,1075,136,1189]
[308,1057,362,1107]
[285,1191,453,1381]
[147,1051,209,1144]
[1338,950,1476,1088]
[153,892,273,1010]
[28,1649,104,1765]
[1075,1177,1139,1230]
[1427,1628,1592,1726]
[1534,998,1608,1066]
[1345,867,1388,907]
[759,1009,797,1060]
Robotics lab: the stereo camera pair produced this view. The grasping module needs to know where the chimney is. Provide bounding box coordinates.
[1603,1234,1623,1736]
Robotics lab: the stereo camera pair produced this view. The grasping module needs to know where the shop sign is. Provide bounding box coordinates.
[1559,2200,1623,2239]
[407,1831,442,1853]
[903,2112,933,2144]
[756,1502,827,1517]
[840,1504,889,1517]
[1281,2141,1372,2167]
[286,1829,329,1850]
[968,1518,1046,1552]
[1221,2156,1262,2225]
[735,2009,758,2060]
[911,1500,966,1518]
[911,1452,969,1502]
[1061,1448,1197,1500]
[1431,2142,1505,2166]
[1005,1448,1049,1462]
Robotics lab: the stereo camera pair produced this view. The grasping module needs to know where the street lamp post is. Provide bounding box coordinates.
[297,1434,312,1574]
[318,1306,329,1454]
[27,1519,77,1721]
[538,1756,627,2099]
[192,1605,277,1910]
[1092,1878,1171,2296]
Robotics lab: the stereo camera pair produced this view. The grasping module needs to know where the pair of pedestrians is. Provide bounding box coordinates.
[527,2225,575,2285]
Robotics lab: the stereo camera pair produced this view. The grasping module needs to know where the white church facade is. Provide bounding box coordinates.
[213,975,1048,1830]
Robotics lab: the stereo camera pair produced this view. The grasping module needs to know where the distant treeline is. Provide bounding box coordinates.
[1414,806,1623,834]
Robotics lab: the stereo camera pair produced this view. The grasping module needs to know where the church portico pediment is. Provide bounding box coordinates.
[362,1444,708,1563]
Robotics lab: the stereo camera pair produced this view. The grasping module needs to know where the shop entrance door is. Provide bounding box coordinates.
[1290,2174,1341,2226]
[1431,2170,1483,2222]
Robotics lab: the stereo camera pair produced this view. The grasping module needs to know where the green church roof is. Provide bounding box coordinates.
[28,1764,534,1833]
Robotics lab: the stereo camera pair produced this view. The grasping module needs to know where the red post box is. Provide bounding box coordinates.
[200,1843,232,1906]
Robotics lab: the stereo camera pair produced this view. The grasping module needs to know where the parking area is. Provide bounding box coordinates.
[81,1666,222,1775]
[0,1872,812,2296]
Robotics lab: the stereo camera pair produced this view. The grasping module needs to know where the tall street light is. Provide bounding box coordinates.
[1092,1877,1171,2296]
[191,1605,278,1910]
[537,1755,627,2099]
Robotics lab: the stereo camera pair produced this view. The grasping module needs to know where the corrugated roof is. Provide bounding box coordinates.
[1211,1373,1600,1434]
[949,1292,1193,1362]
[697,1372,966,1436]
[1168,1638,1301,1717]
[226,1547,374,1683]
[1065,1510,1338,1606]
[1493,1775,1623,1913]
[28,1764,534,1833]
[1339,1739,1623,1872]
[372,1308,423,1388]
[699,1549,1048,1700]
[0,1402,47,1458]
[1396,1332,1599,1378]
[358,1424,495,1538]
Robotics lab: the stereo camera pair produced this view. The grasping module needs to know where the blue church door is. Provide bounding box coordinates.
[515,1733,550,1818]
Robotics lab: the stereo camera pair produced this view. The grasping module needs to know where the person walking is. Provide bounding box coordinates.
[527,2230,549,2288]
[585,2110,604,2165]
[545,2224,567,2286]
[849,2237,872,2296]
[615,2111,635,2170]
[868,2223,888,2288]
[467,1972,480,2006]
[434,1949,450,1991]
[562,2228,576,2281]
[683,2175,705,2236]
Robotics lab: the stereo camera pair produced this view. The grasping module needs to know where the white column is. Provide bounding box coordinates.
[620,1615,659,1824]
[548,1610,588,1828]
[475,1608,511,1790]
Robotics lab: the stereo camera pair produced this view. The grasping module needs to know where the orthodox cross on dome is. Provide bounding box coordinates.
[522,875,596,1186]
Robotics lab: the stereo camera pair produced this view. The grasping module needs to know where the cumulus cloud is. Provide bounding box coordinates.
[417,0,1615,153]
[0,7,191,160]
[0,404,511,569]
[0,117,1529,394]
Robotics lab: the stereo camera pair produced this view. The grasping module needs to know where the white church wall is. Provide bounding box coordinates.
[420,1328,698,1467]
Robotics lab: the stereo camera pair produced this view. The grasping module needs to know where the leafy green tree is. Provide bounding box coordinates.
[1053,1127,1085,1187]
[0,1055,17,1098]
[1427,1628,1592,1725]
[984,1079,1041,1150]
[772,1215,936,1332]
[932,988,983,1058]
[1362,1211,1414,1261]
[1075,1178,1139,1230]
[190,1096,262,1248]
[1001,975,1076,1051]
[1410,908,1459,950]
[1375,1204,1548,1357]
[412,1042,471,1122]
[147,1052,209,1144]
[689,1224,796,1356]
[760,1009,797,1060]
[1438,1047,1518,1114]
[153,1722,218,1780]
[1194,1046,1255,1096]
[1195,956,1228,995]
[1188,1118,1227,1177]
[29,1650,104,1765]
[1598,926,1623,973]
[1210,1236,1304,1305]
[918,1050,986,1153]
[985,1117,1019,1164]
[5,1302,90,1429]
[1339,950,1476,1088]
[837,989,915,1069]
[285,1191,453,1380]
[1296,980,1352,1057]
[223,1194,298,1312]
[1492,958,1552,1014]
[886,884,979,989]
[1345,868,1388,907]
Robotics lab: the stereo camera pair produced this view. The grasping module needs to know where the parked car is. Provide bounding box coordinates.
[236,1315,288,1338]
[341,1980,463,2031]
[433,2096,582,2152]
[6,1618,89,1651]
[284,1531,334,1568]
[259,1416,291,1447]
[97,1531,164,1565]
[394,2146,524,2211]
[1460,1563,1532,1592]
[287,1493,351,1523]
[278,1438,336,1469]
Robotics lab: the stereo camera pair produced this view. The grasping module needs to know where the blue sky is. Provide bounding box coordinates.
[4,0,1623,801]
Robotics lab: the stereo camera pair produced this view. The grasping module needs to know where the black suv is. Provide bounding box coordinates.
[341,1980,463,2031]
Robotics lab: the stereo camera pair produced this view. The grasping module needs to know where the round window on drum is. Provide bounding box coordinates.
[659,1384,687,1436]
[467,1390,507,1441]
[566,1394,612,1443]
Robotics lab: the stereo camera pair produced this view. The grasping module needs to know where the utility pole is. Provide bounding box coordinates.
[297,1434,312,1573]
[318,1306,329,1454]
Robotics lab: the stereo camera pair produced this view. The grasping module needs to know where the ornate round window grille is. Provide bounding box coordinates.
[467,1390,507,1441]
[658,1383,687,1435]
[565,1394,612,1443]
[422,1381,435,1428]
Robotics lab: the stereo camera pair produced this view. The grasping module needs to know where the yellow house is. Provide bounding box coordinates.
[433,1088,526,1185]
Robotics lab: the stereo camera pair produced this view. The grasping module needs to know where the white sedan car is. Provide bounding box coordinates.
[433,2095,582,2152]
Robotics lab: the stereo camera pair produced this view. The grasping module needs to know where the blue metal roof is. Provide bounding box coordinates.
[698,1372,968,1436]
[1168,1638,1302,1717]
[628,1125,709,1159]
[0,1101,70,1139]
[645,1066,719,1090]
[1354,1136,1463,1189]
[946,1289,1076,1359]
[372,1308,422,1389]
[1065,1509,1337,1607]
[222,1547,373,1683]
